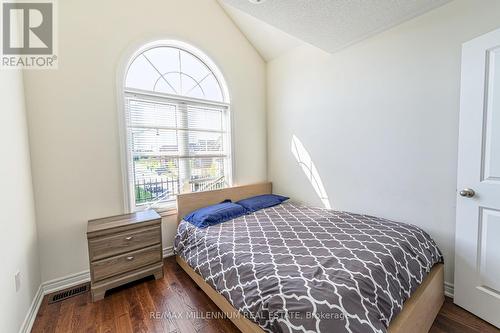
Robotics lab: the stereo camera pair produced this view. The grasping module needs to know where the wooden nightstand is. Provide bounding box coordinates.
[87,210,163,301]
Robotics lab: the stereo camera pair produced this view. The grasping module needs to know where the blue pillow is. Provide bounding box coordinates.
[236,194,289,213]
[183,202,247,228]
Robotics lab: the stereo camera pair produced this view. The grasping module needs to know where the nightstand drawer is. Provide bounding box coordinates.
[89,226,161,261]
[91,244,162,282]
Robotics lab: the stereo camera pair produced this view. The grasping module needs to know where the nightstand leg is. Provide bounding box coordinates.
[154,268,164,280]
[92,288,106,302]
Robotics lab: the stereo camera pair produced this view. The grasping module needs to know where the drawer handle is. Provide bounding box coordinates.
[126,256,134,261]
[125,236,133,241]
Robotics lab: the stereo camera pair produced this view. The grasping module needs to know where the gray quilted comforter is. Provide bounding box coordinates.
[174,202,443,333]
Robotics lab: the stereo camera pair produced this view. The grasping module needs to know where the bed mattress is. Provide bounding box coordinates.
[174,202,443,333]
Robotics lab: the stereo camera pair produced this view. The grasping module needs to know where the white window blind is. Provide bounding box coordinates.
[124,90,231,209]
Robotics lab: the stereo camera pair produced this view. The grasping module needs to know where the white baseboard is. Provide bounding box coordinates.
[42,270,91,295]
[444,281,454,298]
[19,246,173,333]
[163,245,174,257]
[18,270,91,333]
[19,285,43,333]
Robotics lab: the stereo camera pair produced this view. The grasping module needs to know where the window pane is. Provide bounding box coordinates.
[154,72,180,94]
[131,129,179,155]
[200,74,223,102]
[181,74,204,99]
[133,156,180,205]
[180,50,210,82]
[142,47,179,78]
[186,105,223,131]
[179,131,224,155]
[153,76,177,94]
[125,46,224,102]
[125,55,160,91]
[185,157,226,192]
[127,99,177,128]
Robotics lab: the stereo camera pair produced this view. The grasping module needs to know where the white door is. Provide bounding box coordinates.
[455,27,500,328]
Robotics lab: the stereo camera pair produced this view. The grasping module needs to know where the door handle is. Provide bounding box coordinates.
[459,188,475,198]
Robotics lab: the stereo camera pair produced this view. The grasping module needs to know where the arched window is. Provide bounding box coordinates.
[122,41,232,211]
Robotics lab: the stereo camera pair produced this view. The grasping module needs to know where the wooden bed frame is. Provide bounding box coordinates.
[175,183,444,333]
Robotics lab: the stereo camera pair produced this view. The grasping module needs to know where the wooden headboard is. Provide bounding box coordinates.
[176,182,272,223]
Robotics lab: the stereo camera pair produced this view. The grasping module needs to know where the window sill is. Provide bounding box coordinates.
[155,207,178,217]
[135,202,177,217]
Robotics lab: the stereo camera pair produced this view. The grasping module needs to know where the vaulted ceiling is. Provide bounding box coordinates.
[219,0,452,61]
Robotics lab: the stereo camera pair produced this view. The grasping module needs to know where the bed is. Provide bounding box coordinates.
[174,182,444,333]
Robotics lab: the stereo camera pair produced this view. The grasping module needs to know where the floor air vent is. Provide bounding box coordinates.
[48,283,90,304]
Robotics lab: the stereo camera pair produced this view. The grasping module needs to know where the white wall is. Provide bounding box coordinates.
[23,0,267,282]
[0,70,40,332]
[267,0,500,285]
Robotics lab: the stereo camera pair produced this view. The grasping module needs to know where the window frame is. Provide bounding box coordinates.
[117,40,233,213]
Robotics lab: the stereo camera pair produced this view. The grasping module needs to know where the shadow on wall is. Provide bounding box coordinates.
[291,135,332,209]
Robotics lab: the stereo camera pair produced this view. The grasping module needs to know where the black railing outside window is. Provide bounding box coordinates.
[135,178,180,205]
[135,176,225,206]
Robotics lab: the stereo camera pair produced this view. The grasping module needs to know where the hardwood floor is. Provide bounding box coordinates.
[32,257,499,333]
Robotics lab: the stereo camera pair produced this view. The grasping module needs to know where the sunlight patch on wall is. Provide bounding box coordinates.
[291,135,331,209]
